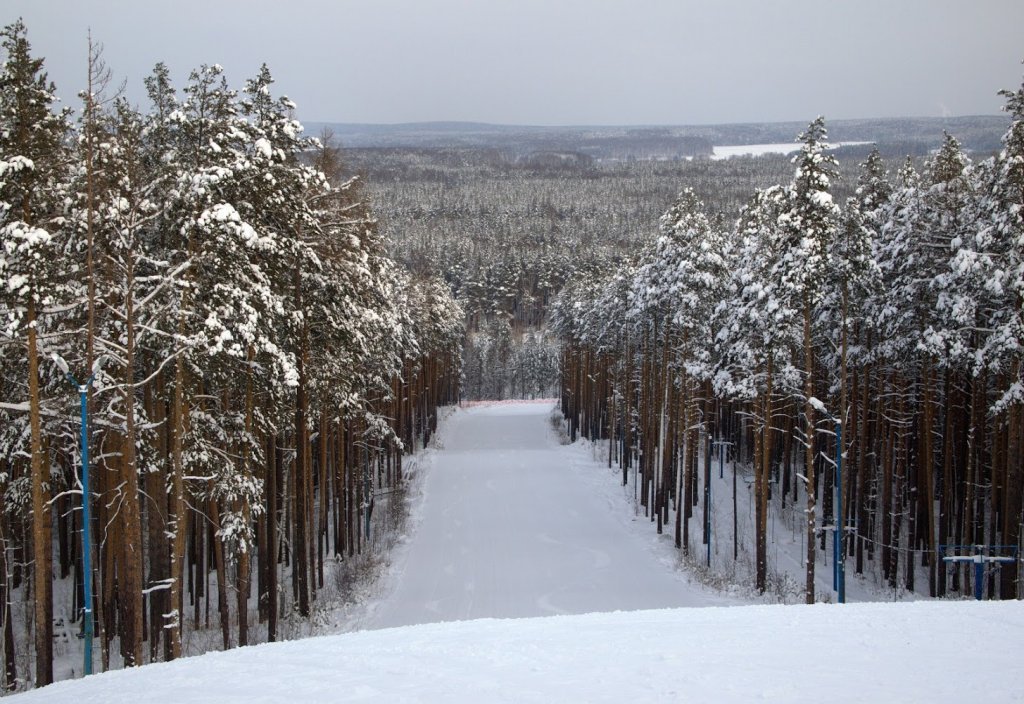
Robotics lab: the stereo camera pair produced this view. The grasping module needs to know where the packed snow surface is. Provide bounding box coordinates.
[362,402,730,629]
[12,601,1023,703]
[15,403,1022,702]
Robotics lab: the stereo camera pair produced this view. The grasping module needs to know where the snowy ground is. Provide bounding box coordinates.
[357,402,733,630]
[12,600,1023,703]
[13,402,1023,702]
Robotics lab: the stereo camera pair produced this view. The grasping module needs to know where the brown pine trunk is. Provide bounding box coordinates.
[335,422,346,557]
[856,357,872,574]
[27,301,53,686]
[0,476,16,689]
[757,356,773,593]
[921,358,938,596]
[145,420,167,661]
[317,413,329,590]
[803,298,816,604]
[293,270,311,616]
[209,500,230,650]
[168,344,188,659]
[118,251,145,668]
[266,435,279,641]
[206,501,227,650]
[1000,358,1022,599]
[674,363,687,550]
[237,354,256,647]
[100,456,117,671]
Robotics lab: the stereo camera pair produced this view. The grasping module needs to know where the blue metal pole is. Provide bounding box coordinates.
[974,558,983,601]
[706,436,711,569]
[79,382,94,676]
[836,421,844,604]
[832,423,838,592]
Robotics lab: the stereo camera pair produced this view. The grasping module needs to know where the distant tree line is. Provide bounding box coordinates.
[0,21,463,689]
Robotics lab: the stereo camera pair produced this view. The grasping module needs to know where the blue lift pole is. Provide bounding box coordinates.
[62,368,95,677]
[834,420,844,604]
[940,545,1018,600]
[77,376,94,676]
[705,434,711,568]
[812,398,845,603]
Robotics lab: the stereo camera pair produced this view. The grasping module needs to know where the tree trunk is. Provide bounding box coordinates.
[921,358,938,596]
[803,297,816,604]
[0,489,17,689]
[293,268,311,617]
[27,301,53,686]
[266,435,279,641]
[209,499,230,651]
[757,356,773,593]
[168,331,188,660]
[1000,358,1022,599]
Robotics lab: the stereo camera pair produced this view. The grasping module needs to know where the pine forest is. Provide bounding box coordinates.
[0,15,1022,695]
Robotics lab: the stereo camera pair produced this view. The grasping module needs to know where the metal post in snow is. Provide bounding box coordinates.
[939,545,1018,600]
[704,434,711,568]
[52,353,99,676]
[810,398,844,603]
[77,381,94,676]
[835,421,844,604]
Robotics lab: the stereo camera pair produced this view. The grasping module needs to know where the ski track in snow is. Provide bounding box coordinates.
[360,402,734,630]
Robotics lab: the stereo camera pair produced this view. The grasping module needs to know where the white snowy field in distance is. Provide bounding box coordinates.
[11,601,1022,703]
[711,141,873,159]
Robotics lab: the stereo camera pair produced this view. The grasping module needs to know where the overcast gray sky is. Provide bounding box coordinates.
[4,0,1023,126]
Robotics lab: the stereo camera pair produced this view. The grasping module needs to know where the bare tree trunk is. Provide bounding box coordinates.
[0,485,17,689]
[168,326,188,660]
[236,353,256,647]
[757,356,774,593]
[266,435,279,642]
[921,358,938,596]
[803,297,816,604]
[27,301,53,685]
[117,243,146,667]
[145,381,168,661]
[293,269,311,616]
[209,500,230,651]
[1001,358,1022,599]
[317,413,328,590]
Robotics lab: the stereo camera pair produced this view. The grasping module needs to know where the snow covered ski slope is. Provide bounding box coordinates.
[12,402,1023,703]
[13,601,1023,703]
[363,402,732,629]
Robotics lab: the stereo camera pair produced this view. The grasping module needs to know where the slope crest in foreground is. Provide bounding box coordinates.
[12,601,1022,703]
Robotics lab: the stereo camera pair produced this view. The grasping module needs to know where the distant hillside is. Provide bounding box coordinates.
[304,115,1008,161]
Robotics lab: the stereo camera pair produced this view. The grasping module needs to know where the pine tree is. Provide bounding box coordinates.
[0,20,71,686]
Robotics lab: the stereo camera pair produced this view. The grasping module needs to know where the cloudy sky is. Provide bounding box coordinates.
[4,0,1023,126]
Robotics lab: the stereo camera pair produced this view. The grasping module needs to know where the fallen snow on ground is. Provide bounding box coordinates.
[358,402,733,631]
[12,601,1023,703]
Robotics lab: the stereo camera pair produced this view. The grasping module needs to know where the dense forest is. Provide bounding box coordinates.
[0,21,462,689]
[347,120,1003,401]
[553,96,1024,602]
[2,13,1022,694]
